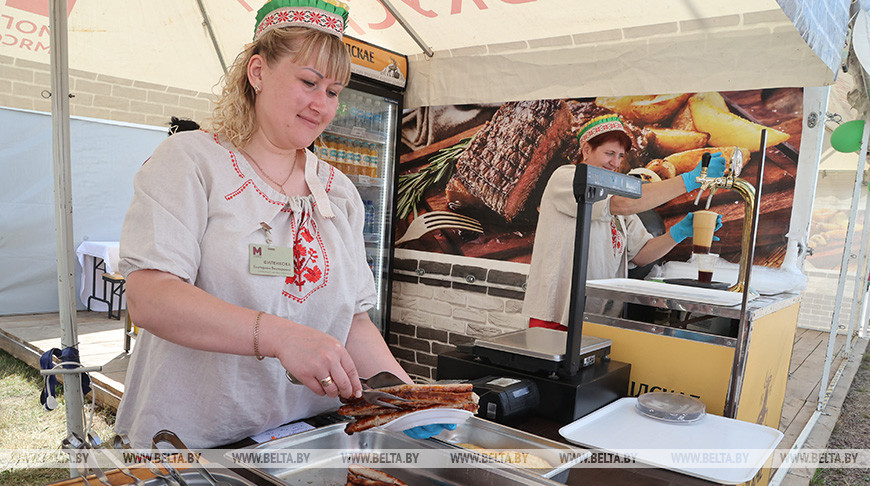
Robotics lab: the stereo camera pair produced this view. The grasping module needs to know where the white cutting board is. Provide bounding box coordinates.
[587,278,753,307]
[559,398,783,485]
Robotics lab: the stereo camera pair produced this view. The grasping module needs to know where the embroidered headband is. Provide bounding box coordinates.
[254,0,350,41]
[577,114,633,149]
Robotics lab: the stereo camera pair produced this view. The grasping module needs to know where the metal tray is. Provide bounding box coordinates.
[226,423,562,486]
[432,417,590,483]
[141,470,257,485]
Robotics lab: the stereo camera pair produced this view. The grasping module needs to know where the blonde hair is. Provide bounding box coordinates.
[209,27,352,149]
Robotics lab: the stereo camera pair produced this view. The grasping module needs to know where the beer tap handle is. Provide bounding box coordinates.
[694,153,713,206]
[699,152,711,171]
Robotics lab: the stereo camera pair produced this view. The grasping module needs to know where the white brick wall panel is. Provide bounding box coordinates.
[421,299,455,317]
[433,288,467,306]
[452,307,487,324]
[113,85,148,101]
[432,316,468,334]
[466,293,505,312]
[177,96,212,112]
[5,65,34,82]
[504,299,524,314]
[401,310,434,328]
[75,78,112,96]
[402,282,435,299]
[93,95,131,111]
[466,323,506,338]
[33,70,49,87]
[488,311,528,330]
[391,294,419,310]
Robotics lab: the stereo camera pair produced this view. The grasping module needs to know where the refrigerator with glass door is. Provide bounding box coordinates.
[313,36,407,335]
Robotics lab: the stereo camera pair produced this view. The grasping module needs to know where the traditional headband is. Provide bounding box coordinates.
[577,114,633,149]
[254,0,350,41]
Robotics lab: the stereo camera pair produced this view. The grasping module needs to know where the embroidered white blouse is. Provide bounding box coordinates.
[522,164,652,324]
[115,131,376,448]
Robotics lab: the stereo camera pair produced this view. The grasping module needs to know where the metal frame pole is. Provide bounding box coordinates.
[195,0,228,74]
[818,114,870,408]
[379,0,434,57]
[49,0,85,443]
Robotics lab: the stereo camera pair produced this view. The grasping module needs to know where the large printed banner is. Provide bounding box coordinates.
[396,88,804,267]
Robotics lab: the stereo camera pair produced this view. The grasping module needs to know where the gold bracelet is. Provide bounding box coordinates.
[253,311,265,361]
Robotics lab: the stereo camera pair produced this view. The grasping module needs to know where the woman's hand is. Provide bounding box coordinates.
[669,213,723,243]
[265,316,363,400]
[680,152,727,192]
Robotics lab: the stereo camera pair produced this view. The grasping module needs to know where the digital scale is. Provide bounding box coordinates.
[437,164,643,424]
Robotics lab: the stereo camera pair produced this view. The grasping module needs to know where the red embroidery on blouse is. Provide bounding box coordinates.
[225,179,285,207]
[325,165,335,192]
[229,150,244,178]
[282,211,328,302]
[610,218,624,258]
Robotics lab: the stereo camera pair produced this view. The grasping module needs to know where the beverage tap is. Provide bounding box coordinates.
[691,149,756,294]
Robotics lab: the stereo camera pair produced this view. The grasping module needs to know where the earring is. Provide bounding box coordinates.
[254,85,261,93]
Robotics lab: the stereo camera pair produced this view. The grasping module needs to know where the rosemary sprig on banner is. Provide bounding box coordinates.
[396,137,471,220]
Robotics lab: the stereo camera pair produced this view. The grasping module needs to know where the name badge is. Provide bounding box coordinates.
[249,244,295,277]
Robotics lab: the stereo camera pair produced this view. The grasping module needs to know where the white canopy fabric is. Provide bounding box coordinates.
[0,0,850,108]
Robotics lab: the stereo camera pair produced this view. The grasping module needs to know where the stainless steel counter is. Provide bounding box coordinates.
[584,280,801,321]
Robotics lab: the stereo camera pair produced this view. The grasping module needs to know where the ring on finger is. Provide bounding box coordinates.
[319,376,334,388]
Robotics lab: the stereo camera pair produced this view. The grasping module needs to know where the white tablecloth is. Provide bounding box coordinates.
[75,241,124,312]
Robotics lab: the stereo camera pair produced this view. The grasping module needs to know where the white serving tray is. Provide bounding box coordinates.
[559,398,783,485]
[587,278,754,307]
[379,408,474,432]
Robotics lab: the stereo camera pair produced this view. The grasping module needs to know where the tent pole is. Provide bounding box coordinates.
[817,112,870,409]
[782,86,829,271]
[379,0,434,57]
[195,0,228,74]
[848,66,870,343]
[49,0,85,446]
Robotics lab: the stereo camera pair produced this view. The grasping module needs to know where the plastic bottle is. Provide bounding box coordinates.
[372,101,384,134]
[378,105,391,135]
[328,137,338,165]
[354,140,365,175]
[362,143,375,178]
[345,93,357,129]
[364,200,376,234]
[335,94,349,128]
[363,97,375,132]
[353,94,367,129]
[369,143,380,178]
[345,139,358,175]
[334,137,347,173]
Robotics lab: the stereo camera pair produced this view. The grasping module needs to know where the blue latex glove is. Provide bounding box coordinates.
[669,213,724,243]
[681,152,727,192]
[403,423,457,439]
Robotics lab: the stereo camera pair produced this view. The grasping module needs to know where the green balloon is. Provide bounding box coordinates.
[831,119,865,153]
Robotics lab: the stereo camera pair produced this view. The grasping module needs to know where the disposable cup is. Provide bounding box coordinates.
[693,210,718,254]
[696,253,719,283]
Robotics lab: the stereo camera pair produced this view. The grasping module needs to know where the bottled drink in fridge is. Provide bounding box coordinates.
[363,98,375,132]
[335,137,348,173]
[335,96,349,128]
[348,140,361,175]
[364,200,376,235]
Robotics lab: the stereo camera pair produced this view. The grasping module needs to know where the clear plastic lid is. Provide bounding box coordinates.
[635,392,706,423]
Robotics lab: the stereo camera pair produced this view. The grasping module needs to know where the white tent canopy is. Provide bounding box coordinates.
[0,0,849,108]
[0,0,856,455]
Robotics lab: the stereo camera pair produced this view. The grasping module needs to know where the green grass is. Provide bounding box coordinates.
[0,349,116,485]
